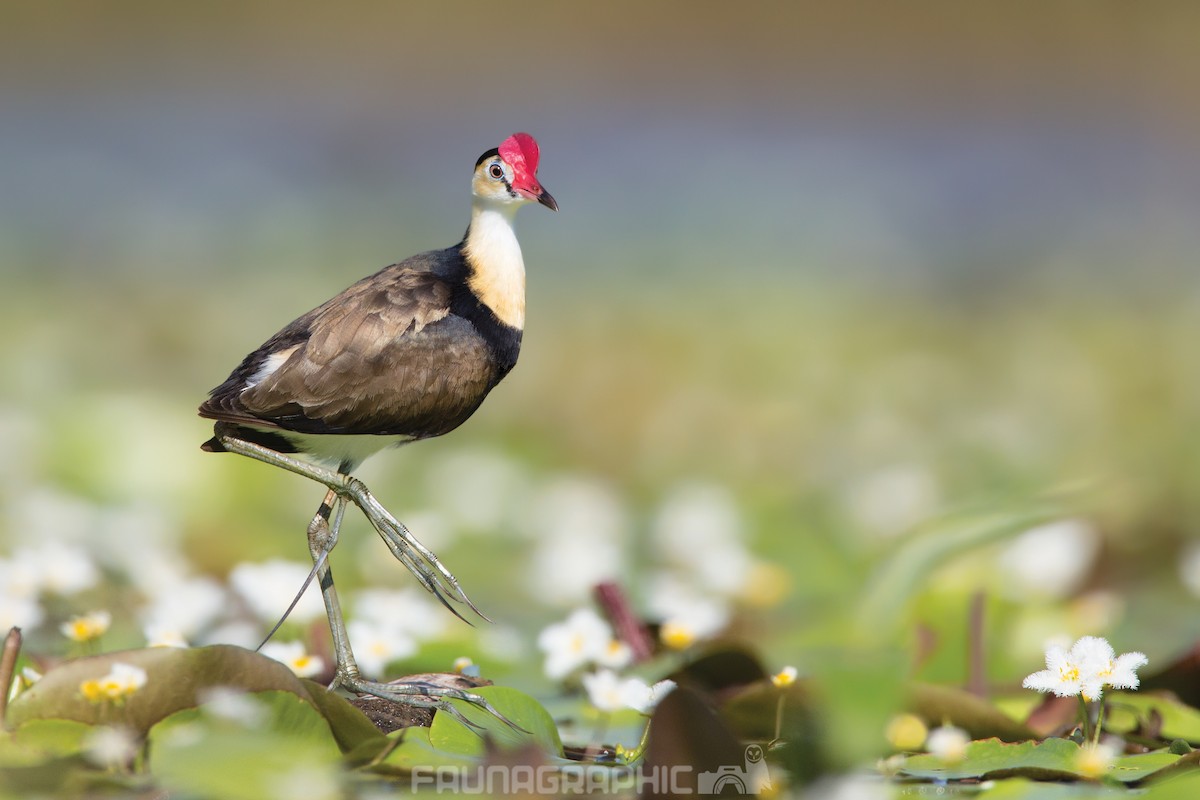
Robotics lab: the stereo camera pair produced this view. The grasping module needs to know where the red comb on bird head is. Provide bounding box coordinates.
[498,132,541,175]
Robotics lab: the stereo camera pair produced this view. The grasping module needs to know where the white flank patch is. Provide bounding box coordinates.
[244,347,298,389]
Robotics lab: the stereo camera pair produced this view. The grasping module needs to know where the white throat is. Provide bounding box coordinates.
[463,202,526,330]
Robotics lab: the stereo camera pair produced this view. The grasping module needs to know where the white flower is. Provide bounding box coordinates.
[81,663,148,703]
[523,477,627,606]
[652,483,753,595]
[61,610,112,642]
[351,588,447,641]
[13,541,99,595]
[925,724,970,763]
[345,619,417,677]
[198,686,267,727]
[230,560,325,624]
[1023,636,1147,701]
[425,448,529,533]
[1076,741,1120,778]
[260,641,325,678]
[144,623,188,648]
[647,574,730,648]
[537,608,620,681]
[0,557,41,602]
[999,519,1100,600]
[141,576,226,639]
[83,725,139,769]
[581,670,676,714]
[771,666,799,688]
[0,592,44,631]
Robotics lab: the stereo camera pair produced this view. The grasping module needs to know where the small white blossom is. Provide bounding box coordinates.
[772,666,799,688]
[260,641,325,678]
[141,576,226,639]
[230,560,325,624]
[351,588,447,641]
[1000,519,1100,600]
[83,725,139,769]
[61,610,112,642]
[81,663,147,703]
[652,483,753,595]
[0,592,44,631]
[523,477,628,606]
[14,541,99,595]
[925,724,970,763]
[198,686,267,727]
[647,575,730,648]
[1076,741,1120,778]
[581,670,676,714]
[345,619,417,677]
[144,624,189,648]
[1023,636,1147,701]
[537,608,621,681]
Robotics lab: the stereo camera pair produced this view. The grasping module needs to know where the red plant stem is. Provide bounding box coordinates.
[593,582,654,662]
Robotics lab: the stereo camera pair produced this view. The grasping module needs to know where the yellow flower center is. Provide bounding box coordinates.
[660,622,695,650]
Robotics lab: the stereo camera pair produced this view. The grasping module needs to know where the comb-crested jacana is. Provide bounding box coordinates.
[199,133,556,721]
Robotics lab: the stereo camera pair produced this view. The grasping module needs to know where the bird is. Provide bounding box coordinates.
[198,133,556,722]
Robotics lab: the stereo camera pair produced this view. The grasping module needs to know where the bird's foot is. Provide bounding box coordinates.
[337,672,525,734]
[341,477,489,624]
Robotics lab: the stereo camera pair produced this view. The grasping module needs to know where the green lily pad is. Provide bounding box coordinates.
[373,726,482,774]
[4,645,383,758]
[432,686,563,758]
[900,737,1180,783]
[0,720,91,766]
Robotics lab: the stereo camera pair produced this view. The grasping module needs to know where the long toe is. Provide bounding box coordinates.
[342,673,527,734]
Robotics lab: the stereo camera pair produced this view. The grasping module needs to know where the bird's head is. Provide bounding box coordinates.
[472,133,558,211]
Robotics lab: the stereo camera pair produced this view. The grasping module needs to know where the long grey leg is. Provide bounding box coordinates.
[216,435,483,620]
[217,436,520,729]
[306,488,361,686]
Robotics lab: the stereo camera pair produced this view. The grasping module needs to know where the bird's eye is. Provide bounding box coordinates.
[488,163,505,180]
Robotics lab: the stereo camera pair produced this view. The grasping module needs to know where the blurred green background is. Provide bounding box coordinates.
[2,0,1199,755]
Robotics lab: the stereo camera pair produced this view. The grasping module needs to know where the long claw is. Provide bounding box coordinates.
[343,677,529,735]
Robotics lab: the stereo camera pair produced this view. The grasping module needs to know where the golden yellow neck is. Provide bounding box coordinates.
[463,202,526,330]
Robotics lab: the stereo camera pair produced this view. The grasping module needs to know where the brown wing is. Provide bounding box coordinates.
[201,267,500,438]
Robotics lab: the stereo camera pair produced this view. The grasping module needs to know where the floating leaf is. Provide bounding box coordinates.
[432,686,563,758]
[899,737,1180,783]
[5,645,382,758]
[374,726,482,774]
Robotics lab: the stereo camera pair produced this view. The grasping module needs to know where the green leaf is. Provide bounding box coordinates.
[974,777,1131,798]
[147,691,344,800]
[1105,692,1200,744]
[299,678,388,756]
[373,726,482,774]
[0,720,91,766]
[900,737,1180,783]
[6,646,309,735]
[4,646,382,757]
[430,686,563,758]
